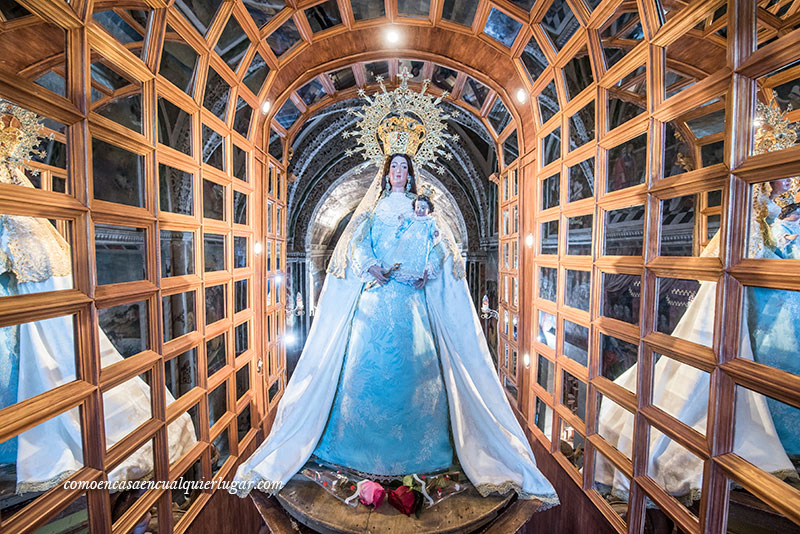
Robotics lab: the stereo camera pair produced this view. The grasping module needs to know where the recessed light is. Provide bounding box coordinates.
[386,28,400,44]
[516,88,527,103]
[261,100,271,113]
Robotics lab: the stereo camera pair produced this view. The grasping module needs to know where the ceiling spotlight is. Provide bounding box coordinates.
[254,241,263,255]
[275,274,283,285]
[261,100,271,114]
[523,353,531,368]
[386,28,400,44]
[525,233,534,248]
[516,88,528,103]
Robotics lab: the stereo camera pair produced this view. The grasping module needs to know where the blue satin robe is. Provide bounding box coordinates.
[313,193,454,476]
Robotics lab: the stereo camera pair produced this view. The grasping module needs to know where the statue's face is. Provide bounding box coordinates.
[389,155,409,190]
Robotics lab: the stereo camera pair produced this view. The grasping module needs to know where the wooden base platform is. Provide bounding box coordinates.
[251,477,543,534]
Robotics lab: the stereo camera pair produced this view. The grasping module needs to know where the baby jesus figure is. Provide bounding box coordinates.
[390,195,441,288]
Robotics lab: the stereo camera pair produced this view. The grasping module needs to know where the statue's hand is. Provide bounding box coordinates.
[367,264,389,285]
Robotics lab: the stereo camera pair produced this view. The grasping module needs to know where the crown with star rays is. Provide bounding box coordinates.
[342,66,453,174]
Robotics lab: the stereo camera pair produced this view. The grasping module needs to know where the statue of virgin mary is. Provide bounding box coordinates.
[232,70,559,508]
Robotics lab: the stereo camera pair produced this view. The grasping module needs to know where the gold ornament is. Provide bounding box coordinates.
[344,67,453,174]
[754,98,799,155]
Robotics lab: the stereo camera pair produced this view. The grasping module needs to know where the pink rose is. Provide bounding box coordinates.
[359,480,385,509]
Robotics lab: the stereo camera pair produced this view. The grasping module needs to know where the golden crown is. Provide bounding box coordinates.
[754,98,799,155]
[377,115,426,157]
[344,67,452,173]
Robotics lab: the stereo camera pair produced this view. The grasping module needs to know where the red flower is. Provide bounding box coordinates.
[388,485,416,516]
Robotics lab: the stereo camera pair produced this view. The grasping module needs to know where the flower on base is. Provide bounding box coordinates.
[388,485,417,516]
[359,481,385,509]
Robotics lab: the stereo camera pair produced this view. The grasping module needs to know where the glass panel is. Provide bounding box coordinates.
[461,77,489,109]
[90,59,142,134]
[203,179,225,220]
[92,9,148,57]
[103,371,152,445]
[593,449,630,523]
[539,267,557,302]
[159,164,193,215]
[600,334,638,390]
[660,193,702,256]
[652,353,709,434]
[172,458,202,511]
[748,178,800,259]
[0,215,72,293]
[569,101,595,150]
[234,236,248,268]
[442,0,477,26]
[648,426,703,508]
[163,291,196,342]
[205,284,226,325]
[95,225,146,285]
[211,430,230,475]
[233,145,247,182]
[565,269,591,312]
[537,354,555,394]
[202,126,225,171]
[233,191,248,225]
[297,78,327,108]
[236,364,250,399]
[275,99,300,130]
[432,65,457,93]
[161,230,194,278]
[537,310,557,349]
[244,0,284,29]
[235,322,248,356]
[233,98,252,138]
[656,277,715,347]
[35,493,91,533]
[567,214,592,255]
[92,139,144,207]
[268,130,283,161]
[602,273,640,324]
[560,419,585,471]
[206,332,227,377]
[543,127,561,166]
[0,314,78,411]
[0,407,82,507]
[215,15,249,71]
[563,320,589,366]
[568,157,594,202]
[563,46,593,100]
[597,392,634,457]
[268,379,281,403]
[538,80,559,125]
[238,404,252,441]
[488,98,511,134]
[398,0,429,17]
[484,7,521,48]
[726,478,800,534]
[242,52,269,95]
[562,371,587,422]
[608,65,647,130]
[209,382,227,427]
[175,0,222,35]
[542,173,560,210]
[204,233,226,272]
[604,205,645,255]
[607,133,647,192]
[665,36,718,99]
[266,17,301,57]
[521,36,548,82]
[503,131,518,165]
[202,67,230,121]
[306,0,342,33]
[664,100,726,176]
[351,0,385,20]
[165,348,198,403]
[540,220,559,255]
[740,286,800,380]
[535,398,554,441]
[99,300,148,359]
[541,0,578,50]
[235,279,248,313]
[328,67,355,91]
[160,26,198,95]
[600,10,644,69]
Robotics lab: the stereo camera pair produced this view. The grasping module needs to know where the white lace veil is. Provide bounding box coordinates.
[326,159,466,280]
